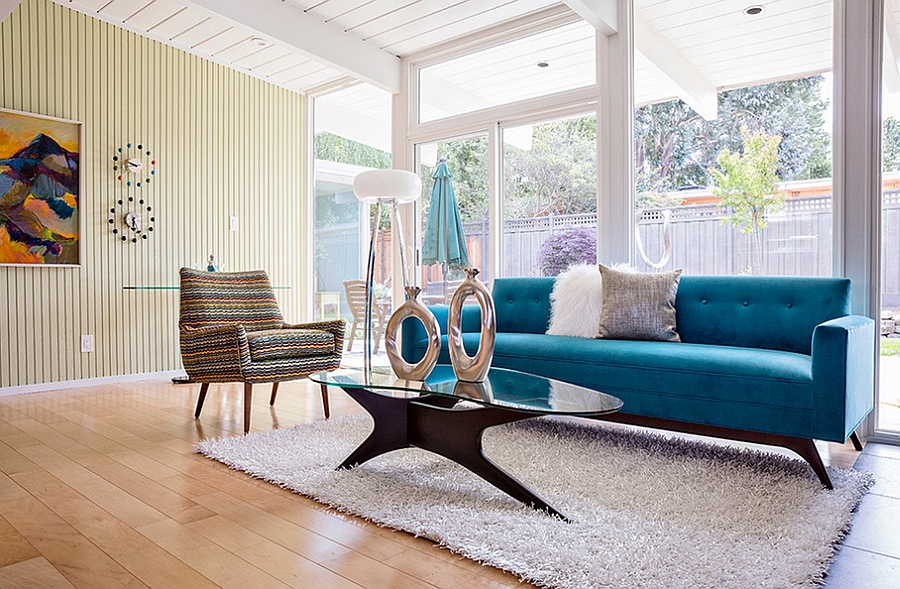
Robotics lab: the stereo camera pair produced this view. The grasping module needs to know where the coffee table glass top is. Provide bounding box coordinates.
[312,365,622,416]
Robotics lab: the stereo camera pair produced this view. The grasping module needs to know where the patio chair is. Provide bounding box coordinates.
[343,279,387,353]
[179,268,345,434]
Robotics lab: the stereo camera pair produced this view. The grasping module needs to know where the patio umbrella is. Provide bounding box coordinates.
[421,159,469,302]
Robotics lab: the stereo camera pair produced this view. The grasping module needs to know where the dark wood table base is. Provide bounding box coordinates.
[337,385,569,521]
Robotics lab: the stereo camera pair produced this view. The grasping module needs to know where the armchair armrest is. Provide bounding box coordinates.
[811,315,876,442]
[282,319,347,354]
[179,324,247,381]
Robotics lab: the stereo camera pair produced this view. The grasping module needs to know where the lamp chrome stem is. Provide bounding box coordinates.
[390,198,411,290]
[363,199,383,375]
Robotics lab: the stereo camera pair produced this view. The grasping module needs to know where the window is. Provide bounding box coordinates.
[502,114,597,277]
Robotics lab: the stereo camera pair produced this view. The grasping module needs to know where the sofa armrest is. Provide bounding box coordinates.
[811,315,876,441]
[179,324,248,381]
[401,304,482,362]
[283,319,347,355]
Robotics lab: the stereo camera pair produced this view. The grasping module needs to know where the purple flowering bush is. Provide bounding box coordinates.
[538,227,597,276]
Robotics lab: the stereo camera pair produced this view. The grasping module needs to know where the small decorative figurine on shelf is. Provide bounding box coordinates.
[206,254,217,272]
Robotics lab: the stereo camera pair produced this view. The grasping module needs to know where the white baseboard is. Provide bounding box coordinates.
[0,370,188,397]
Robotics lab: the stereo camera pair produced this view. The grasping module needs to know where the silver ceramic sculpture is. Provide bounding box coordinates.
[384,286,441,380]
[448,268,495,382]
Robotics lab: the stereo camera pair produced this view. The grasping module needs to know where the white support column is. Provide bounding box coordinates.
[833,0,883,317]
[488,123,502,281]
[300,93,314,321]
[833,0,883,438]
[392,63,415,302]
[596,0,634,265]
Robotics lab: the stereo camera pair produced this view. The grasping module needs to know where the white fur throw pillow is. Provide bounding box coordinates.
[546,264,604,338]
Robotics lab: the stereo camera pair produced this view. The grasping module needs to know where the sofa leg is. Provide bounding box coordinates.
[320,382,331,419]
[243,383,253,434]
[194,383,210,418]
[850,431,864,451]
[785,438,833,489]
[269,381,279,406]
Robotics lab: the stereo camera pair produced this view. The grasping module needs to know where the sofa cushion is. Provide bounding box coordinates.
[492,277,556,334]
[597,265,682,341]
[246,328,335,361]
[546,264,604,338]
[674,276,851,354]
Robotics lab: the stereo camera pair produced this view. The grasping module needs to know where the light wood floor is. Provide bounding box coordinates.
[0,377,862,589]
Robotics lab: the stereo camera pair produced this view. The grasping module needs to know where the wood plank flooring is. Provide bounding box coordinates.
[0,377,862,589]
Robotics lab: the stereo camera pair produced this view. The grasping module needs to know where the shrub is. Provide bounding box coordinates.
[538,227,597,277]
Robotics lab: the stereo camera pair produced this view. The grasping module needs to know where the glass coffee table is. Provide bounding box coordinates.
[312,365,622,521]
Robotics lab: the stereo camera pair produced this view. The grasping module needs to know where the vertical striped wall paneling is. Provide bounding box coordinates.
[0,0,307,388]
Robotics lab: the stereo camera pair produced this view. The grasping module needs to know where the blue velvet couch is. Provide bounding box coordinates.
[401,275,876,488]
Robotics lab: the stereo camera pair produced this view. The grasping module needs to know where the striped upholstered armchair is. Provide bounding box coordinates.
[179,268,345,434]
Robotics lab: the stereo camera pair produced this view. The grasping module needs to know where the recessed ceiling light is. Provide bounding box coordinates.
[537,61,549,68]
[251,37,269,47]
[743,5,764,15]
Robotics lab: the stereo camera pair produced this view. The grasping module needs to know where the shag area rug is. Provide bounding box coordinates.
[195,415,872,589]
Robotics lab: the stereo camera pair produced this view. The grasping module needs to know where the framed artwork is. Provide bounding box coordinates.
[0,107,82,267]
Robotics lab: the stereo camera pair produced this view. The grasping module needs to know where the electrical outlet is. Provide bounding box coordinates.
[80,334,94,353]
[230,216,239,231]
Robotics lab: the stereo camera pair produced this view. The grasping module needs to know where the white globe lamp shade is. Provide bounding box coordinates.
[352,169,422,204]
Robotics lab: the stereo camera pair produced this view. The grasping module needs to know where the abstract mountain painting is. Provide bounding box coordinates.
[0,108,80,266]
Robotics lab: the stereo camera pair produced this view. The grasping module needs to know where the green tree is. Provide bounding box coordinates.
[503,115,597,219]
[711,127,784,274]
[884,117,900,172]
[635,75,831,195]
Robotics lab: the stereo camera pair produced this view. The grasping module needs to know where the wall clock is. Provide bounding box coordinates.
[109,142,156,243]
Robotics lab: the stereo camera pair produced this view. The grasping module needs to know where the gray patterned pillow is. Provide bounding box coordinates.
[597,265,682,341]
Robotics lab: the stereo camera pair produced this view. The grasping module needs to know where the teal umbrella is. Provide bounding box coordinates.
[421,159,469,301]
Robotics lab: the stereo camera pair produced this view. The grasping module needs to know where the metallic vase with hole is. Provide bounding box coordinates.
[448,268,495,382]
[384,286,441,380]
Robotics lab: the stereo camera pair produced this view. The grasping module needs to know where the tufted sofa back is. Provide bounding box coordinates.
[674,275,850,354]
[490,275,852,355]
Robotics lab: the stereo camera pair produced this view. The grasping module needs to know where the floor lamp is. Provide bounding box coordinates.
[352,169,422,374]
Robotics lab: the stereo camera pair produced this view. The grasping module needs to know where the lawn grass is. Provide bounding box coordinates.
[882,338,900,356]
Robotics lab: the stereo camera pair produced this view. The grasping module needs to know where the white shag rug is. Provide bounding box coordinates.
[195,415,871,589]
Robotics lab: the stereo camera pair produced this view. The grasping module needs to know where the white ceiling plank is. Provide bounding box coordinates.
[376,0,553,55]
[99,0,153,22]
[180,0,401,93]
[124,0,183,29]
[0,0,22,24]
[633,10,717,120]
[562,0,616,35]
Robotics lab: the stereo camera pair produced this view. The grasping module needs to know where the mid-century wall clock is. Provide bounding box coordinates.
[108,142,156,243]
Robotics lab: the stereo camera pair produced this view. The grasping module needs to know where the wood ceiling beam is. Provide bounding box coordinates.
[0,0,23,25]
[563,0,617,35]
[181,0,401,93]
[633,10,718,120]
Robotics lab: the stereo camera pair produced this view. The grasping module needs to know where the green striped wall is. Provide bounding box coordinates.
[0,0,308,388]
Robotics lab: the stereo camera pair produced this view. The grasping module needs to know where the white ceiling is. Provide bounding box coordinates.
[37,0,900,148]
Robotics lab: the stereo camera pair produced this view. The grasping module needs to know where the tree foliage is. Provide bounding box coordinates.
[314,132,391,169]
[711,127,783,273]
[635,76,830,196]
[884,117,900,172]
[537,227,597,276]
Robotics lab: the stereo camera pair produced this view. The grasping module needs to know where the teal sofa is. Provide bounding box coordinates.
[401,275,876,488]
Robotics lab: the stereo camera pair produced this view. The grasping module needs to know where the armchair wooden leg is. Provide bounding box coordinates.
[850,430,864,451]
[194,383,210,418]
[320,382,330,420]
[269,382,280,406]
[243,383,253,434]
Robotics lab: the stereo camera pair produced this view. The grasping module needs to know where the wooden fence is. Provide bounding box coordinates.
[317,190,900,317]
